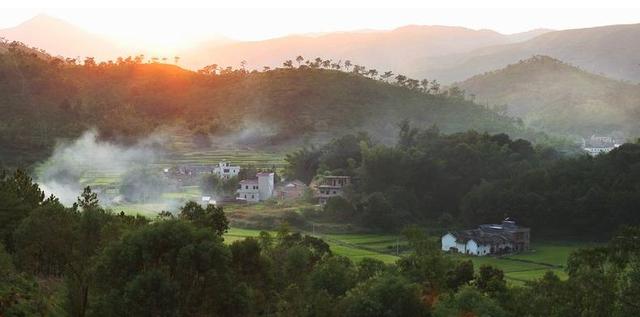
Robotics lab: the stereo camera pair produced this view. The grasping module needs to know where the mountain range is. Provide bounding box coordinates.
[2,14,640,149]
[456,55,640,137]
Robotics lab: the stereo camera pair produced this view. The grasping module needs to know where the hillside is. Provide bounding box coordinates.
[0,47,529,169]
[0,14,128,60]
[422,23,640,83]
[179,25,519,73]
[455,56,640,137]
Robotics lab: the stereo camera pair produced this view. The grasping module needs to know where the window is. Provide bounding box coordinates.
[245,185,249,189]
[224,169,229,173]
[251,195,254,199]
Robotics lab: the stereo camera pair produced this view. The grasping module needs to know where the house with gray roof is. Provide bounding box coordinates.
[441,218,530,256]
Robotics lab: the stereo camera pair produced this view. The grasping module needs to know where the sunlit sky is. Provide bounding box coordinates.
[3,0,640,49]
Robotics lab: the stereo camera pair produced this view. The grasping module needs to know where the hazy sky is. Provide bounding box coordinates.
[2,0,640,46]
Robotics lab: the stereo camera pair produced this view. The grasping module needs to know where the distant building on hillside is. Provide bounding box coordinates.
[236,172,275,202]
[313,175,351,205]
[212,160,240,180]
[441,218,530,256]
[274,180,308,200]
[582,135,622,156]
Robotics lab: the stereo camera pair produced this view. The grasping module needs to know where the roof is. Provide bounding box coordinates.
[322,175,351,179]
[256,172,274,177]
[450,229,511,245]
[279,180,307,188]
[239,179,258,184]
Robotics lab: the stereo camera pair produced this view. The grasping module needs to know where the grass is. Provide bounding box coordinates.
[448,241,598,285]
[223,227,589,284]
[223,227,401,264]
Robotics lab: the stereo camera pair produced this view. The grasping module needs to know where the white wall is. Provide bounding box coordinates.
[441,233,457,252]
[466,240,478,255]
[258,173,274,200]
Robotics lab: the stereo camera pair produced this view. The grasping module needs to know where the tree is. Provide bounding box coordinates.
[433,285,507,317]
[77,186,99,210]
[295,55,304,67]
[13,199,75,276]
[419,79,428,91]
[179,201,229,235]
[0,170,46,251]
[310,256,357,297]
[381,71,393,82]
[446,260,475,291]
[174,56,180,64]
[93,221,244,316]
[198,64,219,75]
[283,60,294,68]
[476,265,507,296]
[284,147,322,184]
[339,273,429,317]
[394,74,407,86]
[344,60,352,71]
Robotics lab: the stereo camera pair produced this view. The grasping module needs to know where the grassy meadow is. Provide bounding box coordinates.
[224,227,590,283]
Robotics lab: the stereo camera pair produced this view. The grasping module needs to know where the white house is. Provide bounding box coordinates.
[237,179,260,202]
[441,218,530,256]
[236,172,275,202]
[212,160,240,180]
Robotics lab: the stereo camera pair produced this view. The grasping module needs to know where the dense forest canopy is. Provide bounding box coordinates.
[286,123,640,239]
[0,42,567,169]
[1,170,639,316]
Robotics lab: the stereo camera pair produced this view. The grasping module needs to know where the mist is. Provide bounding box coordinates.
[35,129,171,207]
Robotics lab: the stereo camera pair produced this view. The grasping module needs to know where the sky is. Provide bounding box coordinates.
[2,0,640,47]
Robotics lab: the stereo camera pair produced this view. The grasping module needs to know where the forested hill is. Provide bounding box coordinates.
[0,45,534,169]
[456,56,640,137]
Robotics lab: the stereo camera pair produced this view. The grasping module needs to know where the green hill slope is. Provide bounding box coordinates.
[0,47,533,168]
[456,55,640,137]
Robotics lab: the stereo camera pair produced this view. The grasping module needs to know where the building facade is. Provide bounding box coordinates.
[441,218,530,256]
[236,172,275,202]
[212,160,241,180]
[314,175,351,205]
[237,179,260,202]
[274,180,308,200]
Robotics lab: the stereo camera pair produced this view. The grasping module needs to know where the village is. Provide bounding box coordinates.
[163,159,352,206]
[163,160,535,258]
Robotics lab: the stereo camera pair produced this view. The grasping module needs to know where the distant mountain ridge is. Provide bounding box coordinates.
[0,14,127,60]
[177,24,548,74]
[422,23,640,83]
[456,55,640,137]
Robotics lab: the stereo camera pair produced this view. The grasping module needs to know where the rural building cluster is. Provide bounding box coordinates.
[441,218,530,256]
[170,160,354,205]
[582,134,622,156]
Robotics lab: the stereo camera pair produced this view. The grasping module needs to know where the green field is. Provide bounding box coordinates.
[224,228,589,284]
[225,228,402,264]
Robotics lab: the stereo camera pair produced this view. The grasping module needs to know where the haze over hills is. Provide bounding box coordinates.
[456,55,640,137]
[423,23,640,83]
[0,14,235,61]
[0,14,127,60]
[178,25,548,75]
[0,14,551,75]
